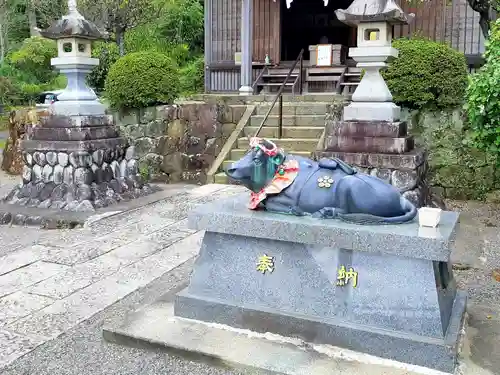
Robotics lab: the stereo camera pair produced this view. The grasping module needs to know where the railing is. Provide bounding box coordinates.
[252,49,304,140]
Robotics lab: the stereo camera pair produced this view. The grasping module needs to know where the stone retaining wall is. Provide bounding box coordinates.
[115,101,244,184]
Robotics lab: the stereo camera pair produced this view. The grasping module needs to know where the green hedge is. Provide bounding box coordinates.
[104,52,180,109]
[179,56,204,96]
[383,38,468,110]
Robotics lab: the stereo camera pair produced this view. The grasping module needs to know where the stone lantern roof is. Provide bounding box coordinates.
[335,0,414,26]
[39,2,106,41]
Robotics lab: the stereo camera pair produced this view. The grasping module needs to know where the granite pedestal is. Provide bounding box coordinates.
[170,194,466,373]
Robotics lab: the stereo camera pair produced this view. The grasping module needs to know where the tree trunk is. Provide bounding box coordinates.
[0,21,4,63]
[26,0,40,37]
[116,29,125,56]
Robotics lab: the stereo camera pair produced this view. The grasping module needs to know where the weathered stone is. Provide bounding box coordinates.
[125,146,136,161]
[46,152,58,166]
[64,201,80,211]
[12,213,27,224]
[103,149,113,163]
[104,196,117,206]
[32,164,43,183]
[62,165,73,185]
[0,212,12,224]
[22,166,32,183]
[51,184,68,201]
[39,182,56,201]
[133,137,158,157]
[27,198,41,207]
[53,165,64,184]
[370,168,392,183]
[102,163,113,182]
[29,182,44,199]
[392,169,418,192]
[403,188,422,207]
[74,167,93,185]
[17,197,30,206]
[38,199,52,209]
[51,200,67,209]
[69,151,92,168]
[42,164,53,183]
[94,199,106,208]
[33,152,46,167]
[109,179,123,194]
[92,150,104,166]
[75,184,92,201]
[126,159,139,177]
[24,152,33,166]
[161,152,183,182]
[18,183,32,199]
[119,159,128,178]
[57,152,69,167]
[110,160,120,179]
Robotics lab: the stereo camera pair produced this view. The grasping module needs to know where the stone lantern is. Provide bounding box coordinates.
[336,0,414,122]
[39,0,106,116]
[1,0,157,215]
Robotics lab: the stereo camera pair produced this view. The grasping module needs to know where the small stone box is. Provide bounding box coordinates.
[174,194,466,373]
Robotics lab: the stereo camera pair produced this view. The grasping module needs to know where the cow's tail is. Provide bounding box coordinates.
[336,197,418,225]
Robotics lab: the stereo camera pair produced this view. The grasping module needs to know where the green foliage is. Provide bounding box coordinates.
[383,38,468,110]
[158,0,204,55]
[9,36,57,83]
[0,76,19,105]
[179,56,204,96]
[87,42,120,93]
[125,24,171,54]
[105,52,180,109]
[466,19,500,154]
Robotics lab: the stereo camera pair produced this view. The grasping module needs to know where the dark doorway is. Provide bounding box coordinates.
[280,0,355,62]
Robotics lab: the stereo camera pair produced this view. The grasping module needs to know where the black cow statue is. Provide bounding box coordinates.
[225,137,417,224]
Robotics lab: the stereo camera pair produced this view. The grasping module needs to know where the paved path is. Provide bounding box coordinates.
[0,182,246,369]
[1,170,500,373]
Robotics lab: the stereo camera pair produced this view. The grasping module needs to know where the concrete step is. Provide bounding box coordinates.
[244,126,323,139]
[256,103,328,116]
[214,172,229,184]
[230,148,312,160]
[251,115,325,126]
[237,137,318,152]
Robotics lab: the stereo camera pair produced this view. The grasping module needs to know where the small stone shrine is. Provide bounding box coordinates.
[316,0,428,207]
[106,191,467,373]
[2,1,155,212]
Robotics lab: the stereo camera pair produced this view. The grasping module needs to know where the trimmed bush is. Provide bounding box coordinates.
[383,38,468,110]
[179,56,204,96]
[466,19,500,154]
[104,52,180,109]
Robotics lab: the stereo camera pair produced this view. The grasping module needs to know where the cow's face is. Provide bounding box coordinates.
[225,138,284,192]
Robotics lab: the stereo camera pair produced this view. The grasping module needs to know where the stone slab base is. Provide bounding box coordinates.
[325,135,414,154]
[343,102,401,122]
[103,299,465,375]
[174,290,466,373]
[0,183,169,228]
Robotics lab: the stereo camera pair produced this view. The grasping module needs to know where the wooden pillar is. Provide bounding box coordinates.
[239,0,253,95]
[204,0,212,92]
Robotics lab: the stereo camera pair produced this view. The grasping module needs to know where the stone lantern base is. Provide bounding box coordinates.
[2,113,158,212]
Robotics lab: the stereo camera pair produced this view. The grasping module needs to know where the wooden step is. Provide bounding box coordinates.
[345,73,361,77]
[259,82,296,86]
[230,148,312,160]
[262,74,299,78]
[244,126,324,139]
[238,137,318,152]
[250,114,325,126]
[340,82,359,86]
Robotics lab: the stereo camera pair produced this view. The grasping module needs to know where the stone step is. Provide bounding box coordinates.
[214,172,229,184]
[230,148,312,160]
[256,104,328,116]
[237,137,318,152]
[244,126,323,139]
[251,115,325,126]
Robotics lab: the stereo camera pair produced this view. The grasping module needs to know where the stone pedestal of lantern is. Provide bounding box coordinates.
[2,8,157,213]
[316,0,430,208]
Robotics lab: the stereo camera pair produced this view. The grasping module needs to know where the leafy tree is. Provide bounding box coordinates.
[79,0,154,56]
[466,19,500,154]
[158,0,204,54]
[9,36,57,83]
